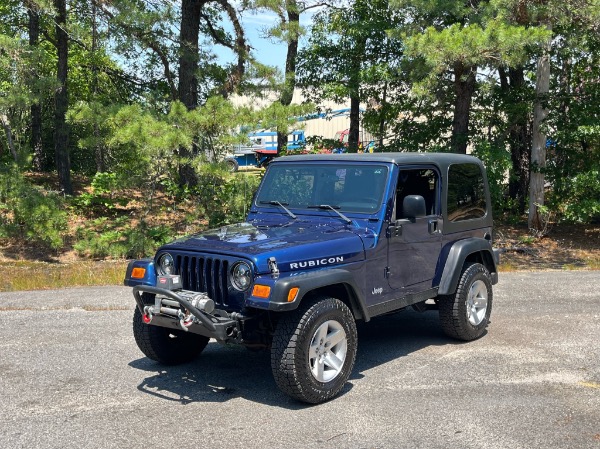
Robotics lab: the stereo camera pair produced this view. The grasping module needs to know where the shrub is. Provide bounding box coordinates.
[0,168,67,250]
[471,140,511,214]
[560,170,600,223]
[194,164,261,228]
[74,217,173,259]
[72,172,128,212]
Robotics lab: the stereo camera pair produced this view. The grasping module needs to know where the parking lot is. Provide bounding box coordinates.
[0,271,598,449]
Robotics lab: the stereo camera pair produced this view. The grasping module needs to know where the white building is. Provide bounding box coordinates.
[230,88,373,144]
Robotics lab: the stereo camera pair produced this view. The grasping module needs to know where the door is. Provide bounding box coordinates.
[387,167,442,292]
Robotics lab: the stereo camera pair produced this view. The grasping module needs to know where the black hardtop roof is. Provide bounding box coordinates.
[273,152,483,169]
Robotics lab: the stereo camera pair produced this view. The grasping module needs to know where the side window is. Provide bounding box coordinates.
[395,168,439,219]
[447,163,487,221]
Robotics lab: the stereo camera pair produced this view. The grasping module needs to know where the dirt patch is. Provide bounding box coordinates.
[495,223,600,271]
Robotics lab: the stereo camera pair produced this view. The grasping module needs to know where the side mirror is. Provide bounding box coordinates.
[402,195,426,219]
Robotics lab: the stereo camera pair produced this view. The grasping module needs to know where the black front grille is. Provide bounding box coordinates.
[174,255,230,307]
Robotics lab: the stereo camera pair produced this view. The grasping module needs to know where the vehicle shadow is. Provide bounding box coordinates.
[353,308,450,377]
[129,308,454,408]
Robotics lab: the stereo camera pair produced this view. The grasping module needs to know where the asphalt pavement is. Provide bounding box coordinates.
[0,271,598,449]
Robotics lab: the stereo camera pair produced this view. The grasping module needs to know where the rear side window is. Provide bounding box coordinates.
[447,163,487,222]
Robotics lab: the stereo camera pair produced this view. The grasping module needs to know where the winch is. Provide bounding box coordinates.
[142,286,215,332]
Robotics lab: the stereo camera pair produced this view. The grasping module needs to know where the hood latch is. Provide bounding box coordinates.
[267,257,279,275]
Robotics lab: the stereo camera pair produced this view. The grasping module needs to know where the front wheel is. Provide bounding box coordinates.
[133,308,209,365]
[271,297,357,404]
[438,263,493,341]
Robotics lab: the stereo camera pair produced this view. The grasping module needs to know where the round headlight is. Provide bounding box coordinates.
[231,261,252,291]
[157,253,174,275]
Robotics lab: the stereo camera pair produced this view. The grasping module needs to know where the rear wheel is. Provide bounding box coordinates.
[438,262,493,341]
[271,296,357,404]
[133,308,209,365]
[225,158,239,172]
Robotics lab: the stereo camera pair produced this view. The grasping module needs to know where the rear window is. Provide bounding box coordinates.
[447,163,487,222]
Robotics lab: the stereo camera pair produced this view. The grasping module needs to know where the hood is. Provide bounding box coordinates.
[160,217,370,274]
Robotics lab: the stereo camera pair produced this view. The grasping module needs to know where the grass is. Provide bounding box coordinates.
[497,261,520,272]
[0,260,128,292]
[574,251,600,270]
[0,252,595,292]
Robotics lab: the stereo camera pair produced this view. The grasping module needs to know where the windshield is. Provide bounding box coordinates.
[256,163,389,213]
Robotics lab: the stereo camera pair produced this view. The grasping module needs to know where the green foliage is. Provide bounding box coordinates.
[193,97,254,157]
[74,217,172,259]
[71,172,128,211]
[106,99,252,188]
[298,0,401,104]
[193,164,262,227]
[518,235,536,245]
[301,135,342,153]
[0,168,67,249]
[403,21,551,76]
[471,140,512,213]
[0,32,57,166]
[254,102,313,146]
[544,19,600,223]
[1,0,599,258]
[557,170,600,223]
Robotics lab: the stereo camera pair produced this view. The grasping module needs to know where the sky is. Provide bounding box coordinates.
[215,5,319,74]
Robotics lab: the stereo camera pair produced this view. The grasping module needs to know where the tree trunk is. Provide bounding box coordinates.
[451,62,476,154]
[378,81,388,149]
[0,115,18,162]
[177,0,202,187]
[178,0,202,110]
[277,1,300,155]
[28,6,43,171]
[528,27,552,231]
[347,35,365,153]
[54,0,73,195]
[500,66,530,215]
[91,0,105,173]
[348,96,360,152]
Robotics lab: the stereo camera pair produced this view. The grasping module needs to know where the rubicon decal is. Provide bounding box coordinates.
[290,256,344,270]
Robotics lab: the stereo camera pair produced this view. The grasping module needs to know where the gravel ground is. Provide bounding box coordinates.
[0,271,598,449]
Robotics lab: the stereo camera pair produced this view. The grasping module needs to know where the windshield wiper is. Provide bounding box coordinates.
[307,204,352,224]
[259,200,297,219]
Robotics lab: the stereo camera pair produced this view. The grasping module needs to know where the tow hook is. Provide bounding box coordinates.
[178,310,194,332]
[142,306,154,324]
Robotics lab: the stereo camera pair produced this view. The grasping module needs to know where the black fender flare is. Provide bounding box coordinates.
[268,268,370,321]
[437,238,498,295]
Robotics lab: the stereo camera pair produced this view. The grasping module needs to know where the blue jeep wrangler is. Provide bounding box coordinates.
[124,153,499,403]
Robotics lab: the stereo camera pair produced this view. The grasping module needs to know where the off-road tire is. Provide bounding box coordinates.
[133,307,209,365]
[438,262,493,341]
[271,296,357,404]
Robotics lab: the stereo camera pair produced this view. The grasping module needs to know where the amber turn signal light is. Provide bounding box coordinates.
[131,267,146,279]
[287,287,299,302]
[252,284,271,299]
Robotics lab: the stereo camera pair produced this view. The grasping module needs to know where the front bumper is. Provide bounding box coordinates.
[133,285,241,342]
